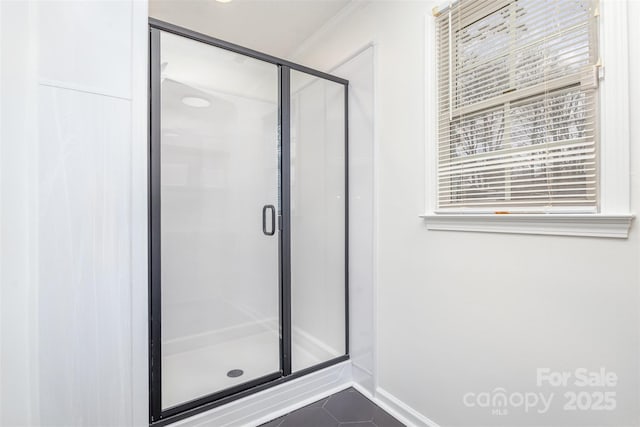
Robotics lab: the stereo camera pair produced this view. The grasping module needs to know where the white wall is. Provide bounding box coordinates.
[0,1,148,425]
[0,2,40,425]
[333,46,376,395]
[293,1,640,425]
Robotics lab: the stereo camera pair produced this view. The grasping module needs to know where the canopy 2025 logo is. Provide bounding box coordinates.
[462,368,617,416]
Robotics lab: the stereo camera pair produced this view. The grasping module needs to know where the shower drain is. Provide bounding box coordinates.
[227,369,244,378]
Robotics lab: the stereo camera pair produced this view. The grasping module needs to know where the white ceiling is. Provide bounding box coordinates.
[149,0,351,59]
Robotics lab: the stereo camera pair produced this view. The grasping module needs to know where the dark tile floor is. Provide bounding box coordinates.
[259,387,405,427]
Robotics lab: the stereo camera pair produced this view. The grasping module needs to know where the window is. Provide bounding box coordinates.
[436,0,598,212]
[424,0,633,237]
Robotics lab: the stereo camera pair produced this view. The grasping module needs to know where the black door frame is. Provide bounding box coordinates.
[149,18,349,426]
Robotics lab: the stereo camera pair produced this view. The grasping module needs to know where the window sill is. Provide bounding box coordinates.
[420,213,634,239]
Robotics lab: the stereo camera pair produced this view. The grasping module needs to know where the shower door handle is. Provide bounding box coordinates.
[262,205,276,236]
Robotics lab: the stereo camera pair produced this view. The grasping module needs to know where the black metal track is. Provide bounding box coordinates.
[279,66,293,377]
[149,18,348,85]
[148,27,162,422]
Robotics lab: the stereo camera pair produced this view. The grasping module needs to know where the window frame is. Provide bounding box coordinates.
[422,0,634,238]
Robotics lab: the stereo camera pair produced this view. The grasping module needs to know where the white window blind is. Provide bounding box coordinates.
[435,0,599,213]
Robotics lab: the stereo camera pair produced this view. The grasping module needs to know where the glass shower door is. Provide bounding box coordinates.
[155,30,281,411]
[289,70,347,372]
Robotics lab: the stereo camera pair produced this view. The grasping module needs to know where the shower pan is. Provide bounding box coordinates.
[148,19,349,425]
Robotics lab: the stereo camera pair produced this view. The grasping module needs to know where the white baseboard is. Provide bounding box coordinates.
[166,361,440,427]
[371,387,440,427]
[169,361,352,427]
[351,363,374,396]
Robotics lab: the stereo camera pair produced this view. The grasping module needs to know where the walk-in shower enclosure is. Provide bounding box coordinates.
[149,20,349,424]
